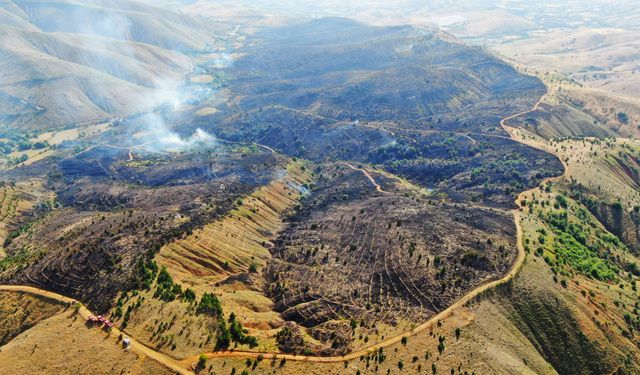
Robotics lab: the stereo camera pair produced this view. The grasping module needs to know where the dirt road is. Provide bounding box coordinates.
[340,162,389,193]
[0,285,191,375]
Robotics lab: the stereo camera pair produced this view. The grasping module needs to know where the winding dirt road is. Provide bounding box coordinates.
[500,95,545,131]
[0,95,565,373]
[340,162,389,193]
[0,285,191,375]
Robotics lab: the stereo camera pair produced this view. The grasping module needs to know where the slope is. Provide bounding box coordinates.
[0,0,228,129]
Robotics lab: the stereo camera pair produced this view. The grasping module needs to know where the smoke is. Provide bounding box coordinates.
[135,113,218,153]
[50,1,222,153]
[211,53,233,69]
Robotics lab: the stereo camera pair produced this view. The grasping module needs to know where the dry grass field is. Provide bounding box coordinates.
[497,28,640,98]
[0,291,64,345]
[0,297,172,375]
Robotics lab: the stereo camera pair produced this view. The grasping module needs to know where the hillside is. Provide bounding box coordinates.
[497,28,640,98]
[0,0,227,130]
[0,15,565,368]
[0,290,64,344]
[0,290,173,374]
[2,4,639,375]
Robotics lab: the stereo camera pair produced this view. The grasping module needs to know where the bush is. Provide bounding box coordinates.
[196,354,207,371]
[197,292,223,317]
[617,112,629,124]
[183,288,196,302]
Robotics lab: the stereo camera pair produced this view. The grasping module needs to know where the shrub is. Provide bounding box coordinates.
[183,288,196,302]
[248,263,258,273]
[197,292,223,317]
[617,112,629,124]
[196,354,207,371]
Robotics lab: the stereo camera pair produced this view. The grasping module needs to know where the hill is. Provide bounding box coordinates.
[4,9,637,375]
[0,0,227,130]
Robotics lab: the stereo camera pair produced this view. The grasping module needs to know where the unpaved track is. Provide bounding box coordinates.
[340,162,389,193]
[0,95,565,372]
[0,285,191,375]
[500,96,545,130]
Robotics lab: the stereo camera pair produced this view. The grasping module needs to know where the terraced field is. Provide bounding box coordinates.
[0,181,50,258]
[157,161,313,290]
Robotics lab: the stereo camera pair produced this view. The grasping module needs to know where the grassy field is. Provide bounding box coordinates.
[0,291,64,345]
[33,122,112,145]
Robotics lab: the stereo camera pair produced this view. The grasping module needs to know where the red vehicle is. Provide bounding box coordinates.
[87,315,99,322]
[97,315,105,322]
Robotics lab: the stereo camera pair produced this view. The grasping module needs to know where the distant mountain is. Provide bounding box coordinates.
[0,0,225,129]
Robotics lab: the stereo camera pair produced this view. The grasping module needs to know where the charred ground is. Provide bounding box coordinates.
[0,17,563,358]
[264,164,517,354]
[1,144,289,312]
[197,18,561,208]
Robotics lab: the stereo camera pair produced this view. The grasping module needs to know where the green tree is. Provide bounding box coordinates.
[617,112,629,124]
[197,292,223,316]
[196,354,207,371]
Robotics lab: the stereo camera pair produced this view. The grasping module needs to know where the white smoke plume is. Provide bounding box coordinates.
[135,113,218,153]
[61,0,221,153]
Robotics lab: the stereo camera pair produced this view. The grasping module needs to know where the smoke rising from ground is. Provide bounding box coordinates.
[137,113,217,153]
[59,0,220,153]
